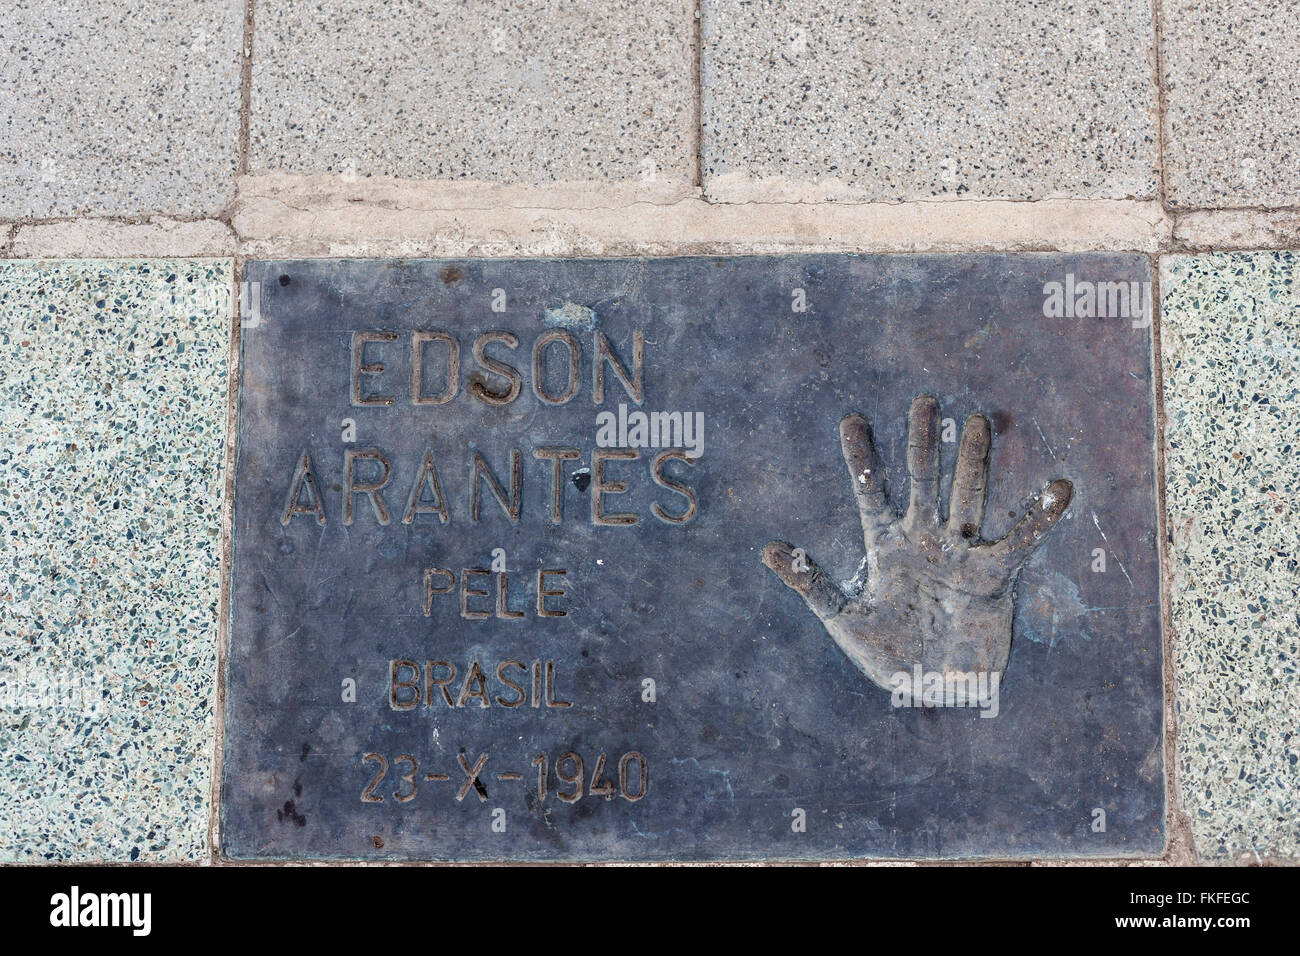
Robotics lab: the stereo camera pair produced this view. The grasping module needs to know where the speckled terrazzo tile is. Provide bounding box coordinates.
[251,0,694,185]
[701,0,1159,202]
[1161,253,1300,861]
[0,2,243,218]
[1162,2,1300,207]
[0,260,231,862]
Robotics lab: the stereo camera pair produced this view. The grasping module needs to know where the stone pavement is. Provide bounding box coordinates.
[0,0,1297,863]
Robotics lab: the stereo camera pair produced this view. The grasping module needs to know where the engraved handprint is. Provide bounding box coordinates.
[763,396,1073,691]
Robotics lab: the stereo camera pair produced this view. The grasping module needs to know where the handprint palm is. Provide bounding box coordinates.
[763,396,1073,691]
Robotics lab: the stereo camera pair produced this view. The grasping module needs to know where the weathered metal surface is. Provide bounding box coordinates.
[223,255,1164,860]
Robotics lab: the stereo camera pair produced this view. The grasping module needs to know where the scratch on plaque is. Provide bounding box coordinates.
[257,623,304,658]
[1032,417,1058,461]
[671,757,735,811]
[629,818,688,841]
[1091,511,1133,587]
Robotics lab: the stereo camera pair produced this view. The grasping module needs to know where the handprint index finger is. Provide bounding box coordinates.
[839,413,893,546]
[762,540,848,623]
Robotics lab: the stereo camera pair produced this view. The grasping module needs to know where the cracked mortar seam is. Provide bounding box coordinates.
[5,190,1300,259]
[209,259,244,867]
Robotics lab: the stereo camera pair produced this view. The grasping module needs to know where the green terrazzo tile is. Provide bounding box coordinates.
[1161,252,1300,861]
[0,260,231,861]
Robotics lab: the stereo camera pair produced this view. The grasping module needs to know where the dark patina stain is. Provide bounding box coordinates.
[277,800,307,827]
